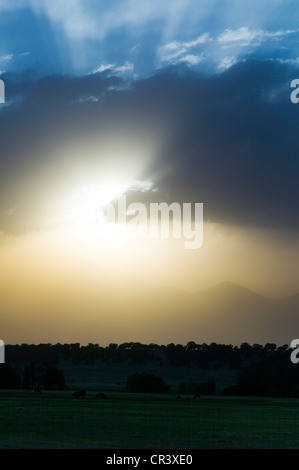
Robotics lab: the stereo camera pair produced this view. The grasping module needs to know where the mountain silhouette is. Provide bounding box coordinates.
[2,281,298,346]
[113,281,298,346]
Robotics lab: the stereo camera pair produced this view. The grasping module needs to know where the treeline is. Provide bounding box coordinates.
[1,342,299,397]
[0,363,65,390]
[5,341,290,369]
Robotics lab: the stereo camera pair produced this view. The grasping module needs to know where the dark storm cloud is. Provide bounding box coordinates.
[0,59,298,235]
[138,60,299,230]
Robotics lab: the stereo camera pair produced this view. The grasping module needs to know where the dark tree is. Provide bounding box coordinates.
[22,362,43,389]
[196,379,216,395]
[126,373,171,393]
[222,358,299,397]
[0,364,20,388]
[43,366,65,389]
[179,379,216,395]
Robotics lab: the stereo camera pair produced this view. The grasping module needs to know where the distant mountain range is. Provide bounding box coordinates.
[3,281,298,346]
[112,281,299,346]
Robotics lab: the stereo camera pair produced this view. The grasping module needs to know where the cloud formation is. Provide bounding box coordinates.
[2,1,299,76]
[0,59,298,237]
[93,62,134,76]
[158,34,210,63]
[217,27,299,46]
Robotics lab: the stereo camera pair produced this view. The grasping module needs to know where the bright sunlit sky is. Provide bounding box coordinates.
[0,1,298,344]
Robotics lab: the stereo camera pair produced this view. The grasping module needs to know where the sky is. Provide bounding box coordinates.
[0,1,298,345]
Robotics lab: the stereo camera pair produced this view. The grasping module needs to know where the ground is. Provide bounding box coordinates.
[0,390,298,448]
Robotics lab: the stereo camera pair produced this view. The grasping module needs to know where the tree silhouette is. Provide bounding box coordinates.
[0,364,20,388]
[127,373,171,393]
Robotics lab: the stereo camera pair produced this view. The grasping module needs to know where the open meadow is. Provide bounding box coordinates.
[0,390,298,449]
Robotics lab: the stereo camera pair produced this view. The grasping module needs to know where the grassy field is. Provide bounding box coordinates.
[0,390,298,449]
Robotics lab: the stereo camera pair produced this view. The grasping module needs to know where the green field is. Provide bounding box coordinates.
[0,390,298,449]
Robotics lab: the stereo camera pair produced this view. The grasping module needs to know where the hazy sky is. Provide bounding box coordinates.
[0,1,298,344]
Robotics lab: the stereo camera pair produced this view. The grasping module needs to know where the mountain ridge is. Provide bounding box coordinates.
[2,281,298,346]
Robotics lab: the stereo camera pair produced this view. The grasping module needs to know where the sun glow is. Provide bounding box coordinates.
[62,179,154,227]
[52,179,154,253]
[64,182,130,226]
